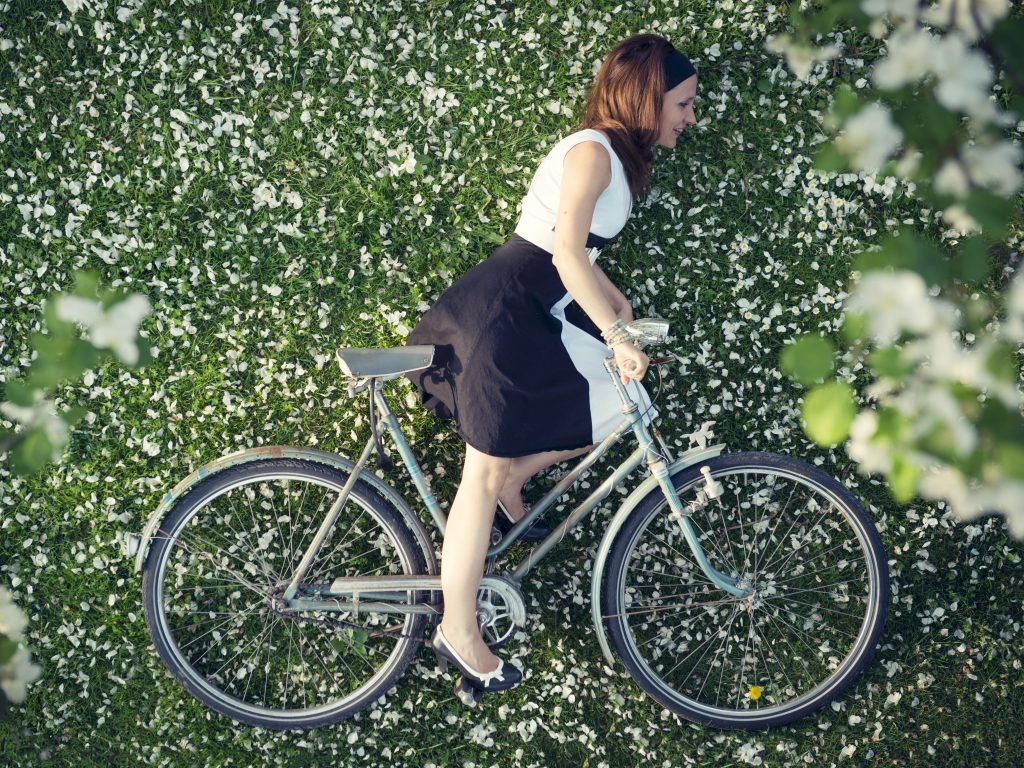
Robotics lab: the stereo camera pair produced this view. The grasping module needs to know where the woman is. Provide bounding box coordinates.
[404,33,699,692]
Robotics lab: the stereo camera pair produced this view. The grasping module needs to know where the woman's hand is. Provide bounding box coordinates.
[613,340,649,385]
[617,303,634,323]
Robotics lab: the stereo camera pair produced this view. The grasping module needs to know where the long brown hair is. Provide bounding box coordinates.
[575,33,676,199]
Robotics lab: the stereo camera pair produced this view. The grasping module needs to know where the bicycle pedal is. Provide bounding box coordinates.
[454,677,483,707]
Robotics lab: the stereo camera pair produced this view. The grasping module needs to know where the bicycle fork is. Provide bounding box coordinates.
[604,355,750,599]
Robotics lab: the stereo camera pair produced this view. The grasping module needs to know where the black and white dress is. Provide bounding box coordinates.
[405,128,658,457]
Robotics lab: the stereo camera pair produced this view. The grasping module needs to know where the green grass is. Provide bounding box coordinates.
[1,1,1023,766]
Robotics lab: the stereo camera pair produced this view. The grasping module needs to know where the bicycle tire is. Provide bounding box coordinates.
[602,451,888,729]
[142,457,427,730]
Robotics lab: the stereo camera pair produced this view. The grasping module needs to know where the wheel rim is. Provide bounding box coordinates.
[149,470,418,722]
[614,465,883,721]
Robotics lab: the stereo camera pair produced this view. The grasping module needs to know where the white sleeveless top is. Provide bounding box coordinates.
[513,128,633,255]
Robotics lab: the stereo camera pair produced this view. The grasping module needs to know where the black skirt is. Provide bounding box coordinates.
[404,233,657,457]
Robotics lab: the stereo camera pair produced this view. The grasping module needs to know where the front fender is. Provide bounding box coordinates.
[589,443,726,668]
[126,445,439,576]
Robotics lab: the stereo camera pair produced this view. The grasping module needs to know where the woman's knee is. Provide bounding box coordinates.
[462,443,512,493]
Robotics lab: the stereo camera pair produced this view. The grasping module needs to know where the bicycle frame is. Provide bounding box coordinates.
[278,352,749,617]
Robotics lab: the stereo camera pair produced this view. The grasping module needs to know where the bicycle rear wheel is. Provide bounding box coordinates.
[141,457,427,730]
[602,451,888,728]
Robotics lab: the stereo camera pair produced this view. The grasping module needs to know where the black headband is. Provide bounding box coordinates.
[663,45,696,91]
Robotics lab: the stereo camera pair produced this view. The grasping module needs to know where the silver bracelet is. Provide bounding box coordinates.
[601,318,628,344]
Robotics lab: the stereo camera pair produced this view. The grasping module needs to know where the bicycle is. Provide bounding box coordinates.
[127,318,889,730]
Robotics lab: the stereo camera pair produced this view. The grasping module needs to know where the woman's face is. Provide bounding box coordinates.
[655,75,698,148]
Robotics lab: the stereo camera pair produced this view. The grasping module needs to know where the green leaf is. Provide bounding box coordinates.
[976,397,1024,445]
[10,428,53,475]
[2,379,36,407]
[841,312,868,344]
[802,382,856,447]
[892,92,959,149]
[781,334,835,386]
[919,420,965,465]
[998,443,1024,480]
[874,406,906,445]
[853,227,949,285]
[867,347,910,378]
[887,454,919,503]
[756,78,771,94]
[984,342,1018,382]
[812,142,848,172]
[805,0,864,34]
[832,85,861,121]
[133,341,153,369]
[0,636,18,665]
[963,191,1013,239]
[63,405,89,428]
[71,270,101,300]
[949,236,992,285]
[330,629,370,661]
[989,17,1024,76]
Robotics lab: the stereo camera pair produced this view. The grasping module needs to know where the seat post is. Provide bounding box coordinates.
[372,382,449,535]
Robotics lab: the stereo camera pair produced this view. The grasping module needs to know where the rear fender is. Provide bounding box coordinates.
[127,445,438,576]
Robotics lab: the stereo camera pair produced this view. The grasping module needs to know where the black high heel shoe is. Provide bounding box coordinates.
[430,625,523,691]
[494,499,550,542]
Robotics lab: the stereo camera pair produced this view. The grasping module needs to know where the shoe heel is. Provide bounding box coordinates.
[430,632,450,674]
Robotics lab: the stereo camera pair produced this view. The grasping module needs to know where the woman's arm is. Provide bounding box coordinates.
[593,263,633,322]
[550,141,620,333]
[551,140,647,383]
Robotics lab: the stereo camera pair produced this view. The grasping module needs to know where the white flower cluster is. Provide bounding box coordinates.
[857,0,1021,229]
[834,103,903,174]
[54,293,152,366]
[862,0,1011,41]
[0,396,69,457]
[845,269,1024,536]
[764,34,840,82]
[0,586,41,705]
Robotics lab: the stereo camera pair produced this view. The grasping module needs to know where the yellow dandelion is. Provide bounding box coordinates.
[748,685,762,700]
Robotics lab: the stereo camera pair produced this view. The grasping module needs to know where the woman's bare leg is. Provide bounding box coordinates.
[496,443,598,521]
[437,443,512,674]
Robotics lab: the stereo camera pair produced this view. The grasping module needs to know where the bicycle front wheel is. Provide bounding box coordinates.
[141,457,428,730]
[602,451,888,729]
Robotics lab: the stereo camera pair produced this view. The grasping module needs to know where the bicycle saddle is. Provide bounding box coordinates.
[336,345,435,378]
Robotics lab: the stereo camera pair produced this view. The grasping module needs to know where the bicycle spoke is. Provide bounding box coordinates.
[772,578,866,600]
[736,612,755,709]
[674,607,741,695]
[763,595,866,628]
[147,465,426,726]
[177,605,261,653]
[694,606,741,703]
[749,613,796,699]
[685,514,740,577]
[626,562,716,587]
[764,542,864,585]
[751,480,805,577]
[765,503,842,577]
[240,490,279,579]
[609,458,886,724]
[613,595,746,619]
